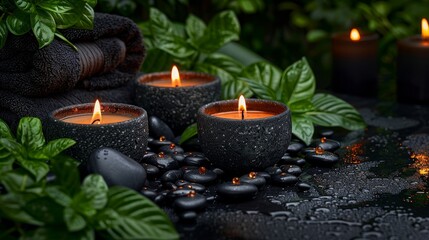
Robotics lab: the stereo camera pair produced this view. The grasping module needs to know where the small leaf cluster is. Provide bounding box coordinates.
[0,0,97,49]
[0,117,179,240]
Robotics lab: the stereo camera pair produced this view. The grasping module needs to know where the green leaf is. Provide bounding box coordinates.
[42,138,76,158]
[1,170,35,193]
[156,35,196,58]
[98,187,179,240]
[149,8,174,35]
[45,186,72,207]
[282,57,315,104]
[292,114,314,145]
[55,32,77,50]
[17,117,45,150]
[186,14,206,44]
[222,79,252,100]
[0,119,14,139]
[72,175,108,217]
[0,138,26,162]
[306,93,366,130]
[0,19,8,49]
[179,123,197,144]
[289,100,314,113]
[141,48,174,72]
[241,61,282,100]
[195,10,240,53]
[6,9,31,35]
[24,197,64,225]
[64,207,87,232]
[23,227,94,240]
[51,10,78,29]
[18,158,49,182]
[0,193,44,226]
[203,53,243,75]
[50,155,80,195]
[15,0,36,13]
[85,0,98,8]
[72,3,94,30]
[38,0,73,13]
[30,9,56,48]
[97,0,117,13]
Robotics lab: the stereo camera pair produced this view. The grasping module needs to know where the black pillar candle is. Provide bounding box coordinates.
[397,19,429,104]
[332,29,378,97]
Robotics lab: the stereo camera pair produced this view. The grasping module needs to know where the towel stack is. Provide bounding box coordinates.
[0,13,145,129]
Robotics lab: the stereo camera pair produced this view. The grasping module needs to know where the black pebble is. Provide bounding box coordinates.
[297,182,311,191]
[272,173,298,186]
[239,174,266,188]
[184,155,209,167]
[146,154,179,172]
[148,138,173,150]
[319,129,334,137]
[175,179,190,187]
[287,141,305,154]
[149,116,175,141]
[217,183,258,201]
[181,166,198,174]
[311,138,341,152]
[174,194,207,212]
[142,163,160,179]
[265,166,282,176]
[305,151,339,167]
[280,165,302,176]
[88,148,146,191]
[161,170,183,183]
[183,169,217,184]
[185,182,206,193]
[178,211,197,222]
[164,182,178,190]
[212,168,225,176]
[167,189,195,200]
[172,153,185,163]
[279,154,306,166]
[159,144,185,155]
[140,188,157,201]
[257,171,271,181]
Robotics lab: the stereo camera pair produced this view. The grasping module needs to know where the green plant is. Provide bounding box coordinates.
[0,0,97,49]
[181,58,366,145]
[0,117,178,240]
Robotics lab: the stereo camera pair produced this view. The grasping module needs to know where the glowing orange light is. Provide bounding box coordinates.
[321,137,327,143]
[198,166,207,175]
[422,18,429,39]
[238,95,247,120]
[232,177,240,185]
[187,190,196,198]
[411,153,429,176]
[159,136,166,141]
[248,172,256,179]
[90,99,102,124]
[171,65,181,87]
[315,146,324,154]
[350,28,360,41]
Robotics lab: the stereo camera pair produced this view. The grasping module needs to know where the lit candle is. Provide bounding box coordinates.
[331,28,378,97]
[46,101,148,163]
[197,98,291,173]
[135,66,221,134]
[211,95,276,120]
[397,18,429,104]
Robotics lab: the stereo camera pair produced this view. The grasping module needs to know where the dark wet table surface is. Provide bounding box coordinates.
[167,96,429,240]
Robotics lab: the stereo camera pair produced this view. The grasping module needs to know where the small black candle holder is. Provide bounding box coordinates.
[134,72,221,134]
[45,103,148,163]
[197,99,291,174]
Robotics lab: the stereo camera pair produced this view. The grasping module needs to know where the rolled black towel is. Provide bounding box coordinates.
[0,83,134,130]
[0,13,145,97]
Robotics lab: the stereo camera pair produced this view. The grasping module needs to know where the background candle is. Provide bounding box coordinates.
[397,18,429,104]
[331,29,378,97]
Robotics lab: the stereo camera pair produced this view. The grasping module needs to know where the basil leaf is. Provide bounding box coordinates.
[24,227,94,240]
[306,93,366,130]
[240,77,277,100]
[142,48,174,72]
[6,9,31,35]
[0,193,44,226]
[97,187,179,240]
[30,9,56,48]
[38,0,73,13]
[51,10,78,29]
[24,197,64,225]
[85,0,98,8]
[42,138,76,158]
[0,19,8,49]
[156,35,196,58]
[179,123,197,144]
[18,158,49,182]
[64,207,87,232]
[81,174,108,210]
[17,117,45,150]
[1,170,36,193]
[149,8,174,36]
[289,99,314,113]
[0,118,14,139]
[72,3,94,30]
[0,138,26,162]
[50,155,80,195]
[15,0,36,13]
[186,14,206,46]
[292,114,314,145]
[45,186,72,207]
[203,53,243,75]
[282,57,315,104]
[222,79,252,100]
[241,61,282,100]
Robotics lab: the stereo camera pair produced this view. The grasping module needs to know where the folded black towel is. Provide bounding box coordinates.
[0,82,134,130]
[0,13,144,97]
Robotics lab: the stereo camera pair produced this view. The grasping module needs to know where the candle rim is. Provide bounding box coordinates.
[137,71,220,89]
[51,103,146,126]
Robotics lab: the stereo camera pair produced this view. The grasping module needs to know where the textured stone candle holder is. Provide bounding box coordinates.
[134,72,221,134]
[45,103,148,163]
[197,99,291,173]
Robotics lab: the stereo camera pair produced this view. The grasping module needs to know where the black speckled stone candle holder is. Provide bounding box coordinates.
[197,99,291,174]
[45,103,148,163]
[134,72,221,134]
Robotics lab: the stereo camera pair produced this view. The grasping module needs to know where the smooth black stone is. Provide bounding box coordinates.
[174,194,207,212]
[178,211,197,222]
[206,196,216,201]
[164,182,178,190]
[272,173,298,186]
[148,139,173,150]
[319,129,334,137]
[303,147,316,155]
[257,171,271,180]
[159,144,185,155]
[146,154,179,172]
[46,172,56,183]
[142,151,157,162]
[217,183,258,201]
[176,179,190,187]
[154,194,166,204]
[295,158,307,166]
[146,146,152,152]
[212,168,224,176]
[287,141,305,154]
[181,166,198,174]
[183,169,217,184]
[172,153,186,163]
[140,189,157,201]
[297,182,311,191]
[184,152,205,158]
[239,175,266,188]
[149,116,175,141]
[142,163,160,179]
[184,182,206,193]
[161,170,183,183]
[311,139,341,152]
[280,165,302,176]
[184,155,209,167]
[305,151,339,167]
[265,166,282,176]
[88,148,146,191]
[167,189,195,200]
[278,154,306,166]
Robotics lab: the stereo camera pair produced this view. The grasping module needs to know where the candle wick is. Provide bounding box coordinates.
[91,119,101,124]
[241,110,244,120]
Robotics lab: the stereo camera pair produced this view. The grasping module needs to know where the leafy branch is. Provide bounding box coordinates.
[0,117,179,240]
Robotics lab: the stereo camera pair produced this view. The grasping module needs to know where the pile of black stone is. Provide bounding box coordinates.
[86,116,342,222]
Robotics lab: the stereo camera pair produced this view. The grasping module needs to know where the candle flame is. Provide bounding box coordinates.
[350,28,360,41]
[238,95,247,120]
[422,18,429,39]
[90,99,102,124]
[171,65,181,87]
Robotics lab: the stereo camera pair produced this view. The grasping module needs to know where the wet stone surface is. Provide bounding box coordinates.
[164,97,429,240]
